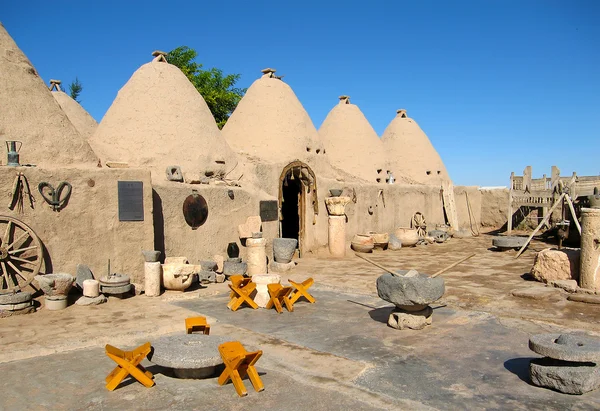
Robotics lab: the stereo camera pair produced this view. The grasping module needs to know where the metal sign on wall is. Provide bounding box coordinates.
[118,181,144,221]
[259,200,279,222]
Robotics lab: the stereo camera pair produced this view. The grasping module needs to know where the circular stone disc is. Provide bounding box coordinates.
[0,291,32,304]
[149,334,231,369]
[529,333,600,362]
[100,283,132,294]
[99,273,130,286]
[492,236,527,249]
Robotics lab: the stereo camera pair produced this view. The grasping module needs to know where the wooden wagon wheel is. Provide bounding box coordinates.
[412,212,427,238]
[0,216,43,293]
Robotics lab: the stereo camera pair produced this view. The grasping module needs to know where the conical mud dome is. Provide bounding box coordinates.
[0,23,97,167]
[90,52,239,180]
[50,81,98,139]
[222,68,326,167]
[381,109,450,185]
[319,96,388,183]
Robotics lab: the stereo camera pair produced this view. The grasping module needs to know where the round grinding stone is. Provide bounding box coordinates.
[492,236,527,250]
[99,273,130,287]
[149,334,231,371]
[529,334,600,362]
[0,291,32,305]
[100,283,132,294]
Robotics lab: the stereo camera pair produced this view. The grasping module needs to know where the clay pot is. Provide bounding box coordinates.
[351,234,374,253]
[273,238,298,263]
[394,227,419,247]
[367,231,389,249]
[35,273,75,297]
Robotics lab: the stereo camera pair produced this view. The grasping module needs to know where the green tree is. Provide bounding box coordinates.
[167,46,246,129]
[69,77,83,103]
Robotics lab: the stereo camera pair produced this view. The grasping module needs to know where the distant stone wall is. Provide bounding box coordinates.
[480,188,509,228]
[0,167,154,286]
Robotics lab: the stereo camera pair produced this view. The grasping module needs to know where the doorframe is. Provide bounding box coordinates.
[278,161,318,256]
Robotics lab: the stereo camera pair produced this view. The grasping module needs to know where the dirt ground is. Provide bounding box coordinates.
[0,231,598,410]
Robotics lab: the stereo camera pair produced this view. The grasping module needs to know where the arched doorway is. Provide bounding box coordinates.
[278,161,318,257]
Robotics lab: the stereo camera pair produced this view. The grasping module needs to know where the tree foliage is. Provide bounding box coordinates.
[69,77,83,103]
[167,46,246,129]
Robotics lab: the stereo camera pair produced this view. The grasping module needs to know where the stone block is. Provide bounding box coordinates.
[510,287,562,301]
[213,255,224,273]
[530,357,600,395]
[76,295,107,306]
[388,306,433,330]
[550,279,578,293]
[166,165,183,182]
[530,248,580,283]
[215,273,225,283]
[388,233,402,251]
[568,294,600,304]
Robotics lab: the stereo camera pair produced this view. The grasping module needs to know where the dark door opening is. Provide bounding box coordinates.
[281,172,301,241]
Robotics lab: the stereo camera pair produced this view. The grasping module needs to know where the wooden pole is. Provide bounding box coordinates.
[515,192,566,258]
[355,253,400,276]
[431,253,476,278]
[564,195,582,235]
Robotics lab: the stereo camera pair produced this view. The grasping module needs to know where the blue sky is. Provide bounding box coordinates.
[3,0,599,187]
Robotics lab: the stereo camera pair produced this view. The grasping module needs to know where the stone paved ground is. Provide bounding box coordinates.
[0,233,598,410]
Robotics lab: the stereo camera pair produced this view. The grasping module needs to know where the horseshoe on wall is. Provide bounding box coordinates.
[38,181,72,211]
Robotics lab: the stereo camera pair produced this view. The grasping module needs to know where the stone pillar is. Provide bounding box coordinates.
[144,262,162,297]
[246,237,267,275]
[580,208,600,290]
[83,279,100,298]
[328,215,346,257]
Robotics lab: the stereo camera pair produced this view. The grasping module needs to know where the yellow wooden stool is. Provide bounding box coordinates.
[185,316,211,335]
[288,278,316,305]
[266,283,294,313]
[105,342,154,391]
[218,341,264,397]
[228,275,252,299]
[228,281,258,311]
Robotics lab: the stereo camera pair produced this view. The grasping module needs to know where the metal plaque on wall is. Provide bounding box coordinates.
[118,181,144,221]
[259,200,278,222]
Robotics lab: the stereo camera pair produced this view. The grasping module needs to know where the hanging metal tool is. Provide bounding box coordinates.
[38,181,72,211]
[8,173,35,213]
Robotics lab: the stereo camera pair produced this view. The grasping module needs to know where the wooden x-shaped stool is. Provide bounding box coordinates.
[266,283,293,313]
[228,275,252,299]
[228,281,258,311]
[288,278,316,305]
[105,342,154,391]
[185,316,210,335]
[218,341,264,397]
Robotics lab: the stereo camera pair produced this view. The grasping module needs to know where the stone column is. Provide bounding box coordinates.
[580,208,600,290]
[144,262,162,297]
[246,237,267,275]
[325,196,351,257]
[328,215,346,257]
[83,279,100,298]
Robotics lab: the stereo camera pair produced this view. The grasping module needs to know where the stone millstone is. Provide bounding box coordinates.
[76,264,94,289]
[530,357,600,395]
[377,272,444,307]
[101,283,132,295]
[0,301,32,310]
[388,306,433,330]
[149,334,231,369]
[492,236,527,250]
[0,291,32,304]
[76,295,107,306]
[529,334,600,362]
[99,273,130,287]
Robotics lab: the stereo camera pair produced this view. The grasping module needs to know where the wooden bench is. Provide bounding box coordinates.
[218,341,264,397]
[105,342,154,391]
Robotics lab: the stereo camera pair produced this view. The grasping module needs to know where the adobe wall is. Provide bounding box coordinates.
[152,183,279,264]
[480,188,509,228]
[0,167,154,286]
